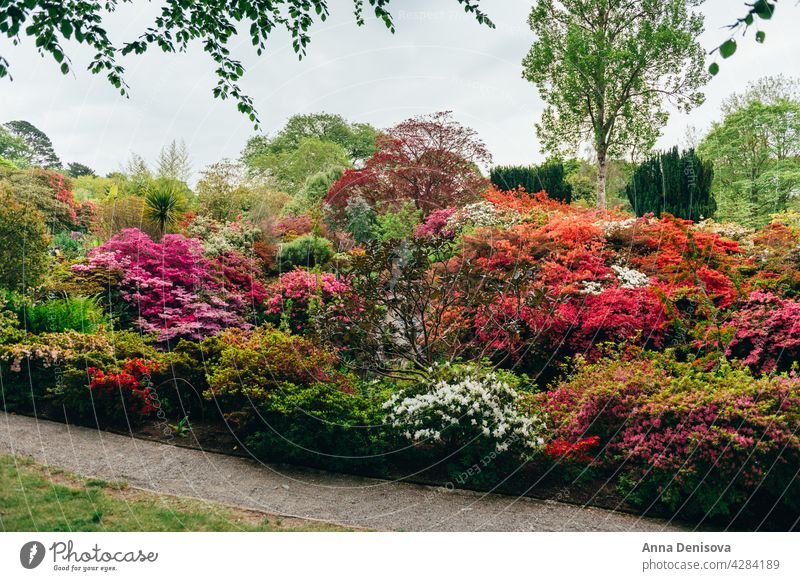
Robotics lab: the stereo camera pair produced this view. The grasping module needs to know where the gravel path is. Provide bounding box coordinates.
[0,412,687,531]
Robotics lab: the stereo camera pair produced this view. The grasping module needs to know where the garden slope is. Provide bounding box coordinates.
[0,412,686,532]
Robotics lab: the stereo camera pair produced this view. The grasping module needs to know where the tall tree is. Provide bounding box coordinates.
[0,1,493,125]
[3,120,61,168]
[698,95,800,226]
[155,139,192,183]
[66,162,96,178]
[325,112,491,218]
[522,0,706,209]
[243,113,379,166]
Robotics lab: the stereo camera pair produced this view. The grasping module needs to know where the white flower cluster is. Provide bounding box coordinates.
[611,264,650,289]
[596,217,638,236]
[384,373,546,454]
[581,281,604,295]
[447,201,514,231]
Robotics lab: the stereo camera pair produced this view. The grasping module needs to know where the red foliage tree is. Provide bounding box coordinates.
[325,111,491,217]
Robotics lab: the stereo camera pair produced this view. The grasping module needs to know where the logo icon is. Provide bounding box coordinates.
[20,541,46,569]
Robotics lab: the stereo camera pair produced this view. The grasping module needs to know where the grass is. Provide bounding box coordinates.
[0,454,351,532]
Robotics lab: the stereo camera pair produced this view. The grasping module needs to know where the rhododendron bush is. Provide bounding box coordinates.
[72,228,266,341]
[541,353,800,518]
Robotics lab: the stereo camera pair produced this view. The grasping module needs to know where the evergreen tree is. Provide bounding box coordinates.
[625,147,715,221]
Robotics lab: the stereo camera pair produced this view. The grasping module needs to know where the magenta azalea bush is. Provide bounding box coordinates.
[265,268,353,333]
[541,353,800,518]
[726,291,800,374]
[73,228,264,341]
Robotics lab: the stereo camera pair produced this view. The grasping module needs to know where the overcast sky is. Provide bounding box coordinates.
[2,0,799,181]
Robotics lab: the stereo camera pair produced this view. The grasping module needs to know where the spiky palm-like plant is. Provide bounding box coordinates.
[144,179,186,236]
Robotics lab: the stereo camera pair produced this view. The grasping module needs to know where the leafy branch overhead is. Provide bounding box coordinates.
[709,0,777,75]
[0,0,494,127]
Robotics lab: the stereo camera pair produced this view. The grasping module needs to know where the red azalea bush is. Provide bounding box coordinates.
[540,353,800,519]
[72,228,265,341]
[87,358,162,420]
[265,269,353,333]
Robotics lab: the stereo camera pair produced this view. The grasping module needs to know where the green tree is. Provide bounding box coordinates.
[0,186,51,291]
[244,113,378,165]
[698,97,800,226]
[0,125,30,165]
[0,1,493,125]
[247,137,351,196]
[155,139,192,183]
[625,147,715,221]
[66,162,95,178]
[490,162,572,203]
[522,0,706,209]
[3,120,61,168]
[195,159,256,222]
[144,178,188,236]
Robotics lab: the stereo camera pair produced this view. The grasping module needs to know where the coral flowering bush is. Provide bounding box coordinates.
[87,358,161,419]
[72,229,265,341]
[541,354,800,519]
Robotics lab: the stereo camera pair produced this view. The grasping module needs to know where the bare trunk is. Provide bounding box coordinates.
[596,150,608,210]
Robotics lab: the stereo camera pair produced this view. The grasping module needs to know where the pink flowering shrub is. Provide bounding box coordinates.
[265,269,353,333]
[73,228,265,341]
[541,353,800,519]
[415,207,456,239]
[726,291,800,374]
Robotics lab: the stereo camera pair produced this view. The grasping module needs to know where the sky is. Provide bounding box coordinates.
[1,0,799,182]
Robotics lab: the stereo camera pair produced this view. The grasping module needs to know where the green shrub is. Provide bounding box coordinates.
[490,162,572,203]
[21,295,108,334]
[278,234,334,269]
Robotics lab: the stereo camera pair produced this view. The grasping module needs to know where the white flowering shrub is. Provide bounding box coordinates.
[611,264,650,289]
[384,368,547,457]
[447,201,517,231]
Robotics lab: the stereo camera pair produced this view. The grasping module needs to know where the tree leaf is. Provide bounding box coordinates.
[708,62,719,76]
[755,31,766,44]
[720,39,737,59]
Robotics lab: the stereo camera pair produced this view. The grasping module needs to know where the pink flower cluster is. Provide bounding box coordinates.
[73,228,265,341]
[265,269,353,332]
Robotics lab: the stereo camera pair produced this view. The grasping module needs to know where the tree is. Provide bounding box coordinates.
[66,162,96,178]
[0,125,30,164]
[123,153,153,196]
[155,139,192,183]
[325,111,491,218]
[0,185,51,291]
[243,113,379,166]
[625,147,715,221]
[0,1,494,125]
[522,0,706,209]
[698,96,800,226]
[247,137,351,196]
[196,159,256,222]
[490,162,572,203]
[3,120,61,168]
[144,178,188,236]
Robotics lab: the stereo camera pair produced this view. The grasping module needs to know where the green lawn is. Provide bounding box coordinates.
[0,454,350,532]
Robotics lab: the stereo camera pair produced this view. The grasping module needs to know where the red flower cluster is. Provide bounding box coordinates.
[88,358,161,417]
[545,435,600,463]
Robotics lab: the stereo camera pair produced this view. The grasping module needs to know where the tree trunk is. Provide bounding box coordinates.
[596,149,608,210]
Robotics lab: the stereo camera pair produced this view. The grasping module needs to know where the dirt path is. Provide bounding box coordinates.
[0,412,687,532]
